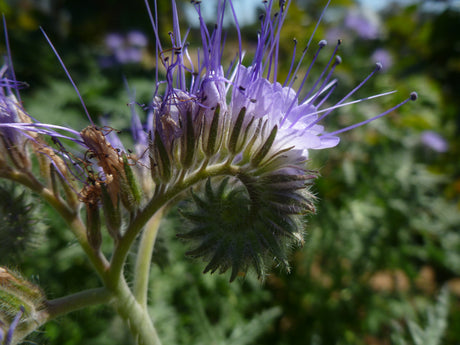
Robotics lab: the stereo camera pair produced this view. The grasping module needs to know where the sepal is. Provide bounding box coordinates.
[202,105,222,157]
[101,184,122,241]
[120,154,142,211]
[227,107,246,154]
[149,131,172,183]
[85,203,102,251]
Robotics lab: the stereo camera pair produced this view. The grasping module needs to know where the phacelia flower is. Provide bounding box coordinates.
[372,48,393,70]
[344,6,381,39]
[140,0,416,280]
[420,130,448,153]
[1,0,417,281]
[101,30,148,67]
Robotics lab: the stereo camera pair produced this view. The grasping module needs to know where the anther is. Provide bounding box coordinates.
[375,62,383,71]
[319,39,327,48]
[410,92,418,101]
[335,55,342,65]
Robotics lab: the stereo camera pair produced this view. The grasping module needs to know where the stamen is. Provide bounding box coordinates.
[283,38,298,87]
[306,62,383,129]
[2,15,21,102]
[286,0,332,88]
[301,39,341,104]
[281,40,327,126]
[40,28,94,126]
[325,92,418,136]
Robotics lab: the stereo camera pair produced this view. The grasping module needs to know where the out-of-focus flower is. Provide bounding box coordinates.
[420,130,448,152]
[101,30,148,67]
[344,7,381,39]
[372,48,393,70]
[126,30,148,47]
[104,33,124,51]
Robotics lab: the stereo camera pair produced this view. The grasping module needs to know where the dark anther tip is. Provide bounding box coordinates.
[319,39,327,47]
[410,92,418,101]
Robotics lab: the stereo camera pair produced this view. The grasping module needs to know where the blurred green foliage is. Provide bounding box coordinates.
[1,0,459,344]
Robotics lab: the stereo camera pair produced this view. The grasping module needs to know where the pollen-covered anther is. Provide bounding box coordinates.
[335,55,342,65]
[318,39,327,48]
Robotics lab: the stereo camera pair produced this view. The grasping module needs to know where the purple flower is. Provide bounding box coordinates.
[102,31,147,66]
[126,30,148,47]
[372,48,393,70]
[104,33,124,50]
[147,0,414,160]
[143,0,416,279]
[421,130,448,153]
[344,7,381,39]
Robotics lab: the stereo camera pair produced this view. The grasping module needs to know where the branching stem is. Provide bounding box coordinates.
[42,287,112,321]
[133,206,166,308]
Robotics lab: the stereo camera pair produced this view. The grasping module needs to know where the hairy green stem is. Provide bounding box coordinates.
[114,279,162,345]
[42,287,112,321]
[133,206,165,308]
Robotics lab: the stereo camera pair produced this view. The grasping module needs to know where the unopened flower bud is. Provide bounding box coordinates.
[85,203,102,251]
[0,267,46,344]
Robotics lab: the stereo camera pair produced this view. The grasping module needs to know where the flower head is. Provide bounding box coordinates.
[141,0,416,279]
